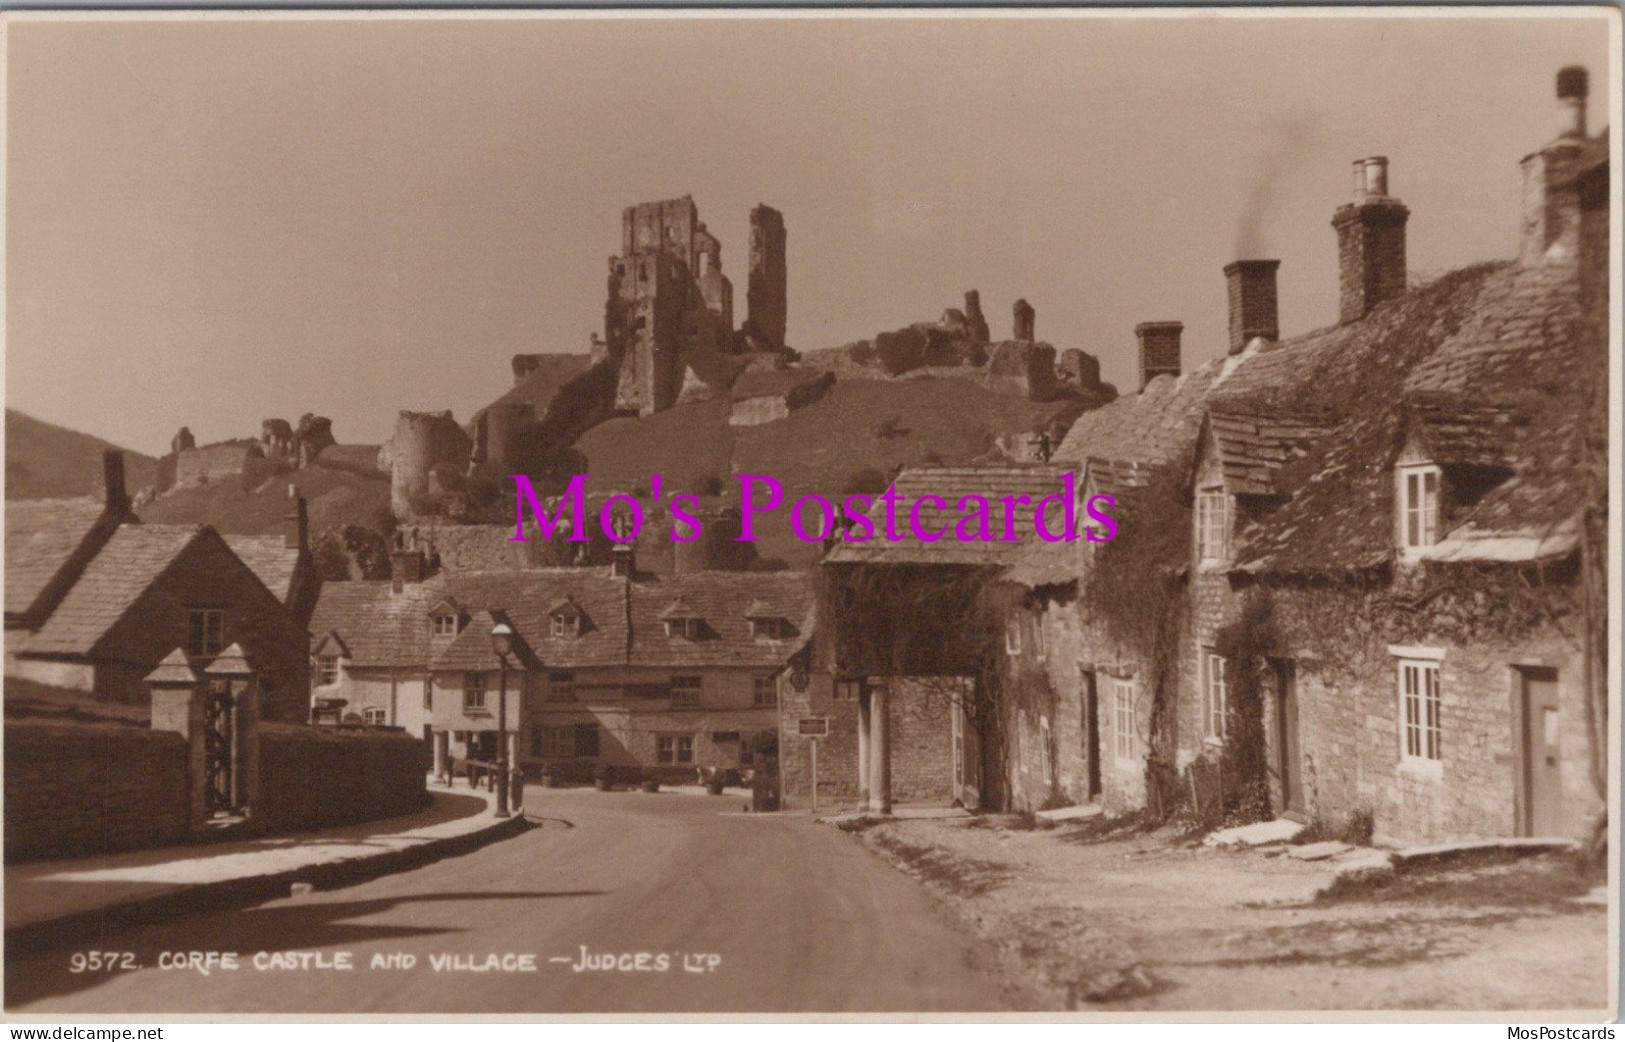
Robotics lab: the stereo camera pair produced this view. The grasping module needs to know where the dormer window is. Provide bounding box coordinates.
[751,617,783,640]
[432,614,458,637]
[661,598,703,640]
[1397,462,1441,556]
[1196,488,1231,564]
[546,596,586,639]
[551,615,576,639]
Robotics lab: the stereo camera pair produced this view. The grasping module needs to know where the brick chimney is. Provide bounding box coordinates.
[1135,322,1183,390]
[283,487,309,551]
[102,449,129,516]
[1332,156,1409,323]
[390,549,424,594]
[1520,66,1591,267]
[1223,260,1280,355]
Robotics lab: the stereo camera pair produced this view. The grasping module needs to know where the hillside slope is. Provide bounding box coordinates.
[575,374,1088,565]
[5,409,160,500]
[138,445,391,536]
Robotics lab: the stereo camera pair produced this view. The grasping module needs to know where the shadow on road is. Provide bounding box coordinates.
[6,889,606,1008]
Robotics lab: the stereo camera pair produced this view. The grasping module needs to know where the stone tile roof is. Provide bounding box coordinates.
[1082,457,1155,500]
[311,567,811,673]
[223,535,303,605]
[1231,259,1583,574]
[1203,410,1329,497]
[823,465,1070,566]
[1052,359,1228,468]
[21,525,205,655]
[628,572,813,669]
[4,498,110,620]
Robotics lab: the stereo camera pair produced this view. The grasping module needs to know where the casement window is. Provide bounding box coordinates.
[1201,649,1228,742]
[188,608,226,658]
[463,672,488,711]
[575,724,600,759]
[751,617,784,640]
[363,707,387,726]
[535,724,572,759]
[550,614,579,639]
[432,613,458,637]
[1398,658,1443,763]
[670,675,702,708]
[546,671,576,702]
[664,618,703,640]
[1113,678,1138,761]
[317,655,340,687]
[658,734,695,765]
[1005,619,1022,656]
[1196,490,1230,564]
[1398,464,1442,553]
[752,675,777,707]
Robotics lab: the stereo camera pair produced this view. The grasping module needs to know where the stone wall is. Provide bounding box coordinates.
[173,443,277,491]
[4,720,190,862]
[256,722,429,834]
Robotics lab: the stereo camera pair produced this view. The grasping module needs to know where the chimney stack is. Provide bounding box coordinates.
[390,548,424,594]
[1520,67,1592,266]
[1557,65,1588,139]
[609,543,635,579]
[283,486,309,551]
[1223,260,1281,355]
[102,449,129,515]
[1332,156,1409,324]
[1135,322,1183,390]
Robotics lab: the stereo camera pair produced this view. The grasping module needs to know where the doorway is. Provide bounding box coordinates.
[1271,660,1304,819]
[1518,668,1564,837]
[1082,670,1102,800]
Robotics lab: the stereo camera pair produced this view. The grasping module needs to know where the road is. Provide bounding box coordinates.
[5,788,1007,1014]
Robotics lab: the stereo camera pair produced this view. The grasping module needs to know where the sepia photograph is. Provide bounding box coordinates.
[0,6,1618,1021]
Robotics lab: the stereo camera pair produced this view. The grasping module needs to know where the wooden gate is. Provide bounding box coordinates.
[204,681,239,816]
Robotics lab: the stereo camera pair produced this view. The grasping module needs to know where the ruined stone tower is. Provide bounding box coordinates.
[746,205,788,351]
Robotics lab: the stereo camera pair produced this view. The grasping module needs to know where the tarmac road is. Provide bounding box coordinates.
[5,787,1007,1014]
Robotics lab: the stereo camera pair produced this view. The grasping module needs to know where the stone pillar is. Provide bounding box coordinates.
[1013,299,1035,342]
[433,730,450,784]
[231,681,261,820]
[147,649,207,832]
[868,681,892,815]
[857,689,871,804]
[507,731,524,812]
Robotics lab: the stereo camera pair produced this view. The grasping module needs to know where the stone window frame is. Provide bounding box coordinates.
[752,675,777,707]
[187,607,226,659]
[1396,462,1442,559]
[316,654,341,688]
[1201,647,1228,744]
[546,670,576,702]
[1195,488,1231,566]
[1113,677,1138,762]
[657,733,695,765]
[1392,646,1445,775]
[669,675,703,708]
[463,671,488,711]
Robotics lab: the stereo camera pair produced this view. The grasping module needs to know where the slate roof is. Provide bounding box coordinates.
[223,535,303,605]
[21,525,205,655]
[4,498,111,620]
[310,567,811,673]
[1052,357,1229,468]
[823,465,1070,566]
[1082,457,1155,499]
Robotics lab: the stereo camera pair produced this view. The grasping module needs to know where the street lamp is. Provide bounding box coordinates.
[490,622,513,818]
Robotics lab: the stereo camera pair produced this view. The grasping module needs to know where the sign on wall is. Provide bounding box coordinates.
[797,717,829,737]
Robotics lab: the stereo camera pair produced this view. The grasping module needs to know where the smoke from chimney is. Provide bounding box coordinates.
[1233,113,1321,258]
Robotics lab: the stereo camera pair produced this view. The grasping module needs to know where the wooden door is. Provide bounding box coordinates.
[1520,669,1564,836]
[1083,671,1102,800]
[1273,660,1304,818]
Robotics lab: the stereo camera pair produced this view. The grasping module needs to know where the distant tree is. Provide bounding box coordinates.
[312,524,391,581]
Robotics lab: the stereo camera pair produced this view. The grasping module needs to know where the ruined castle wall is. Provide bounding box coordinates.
[747,205,788,351]
[388,411,472,519]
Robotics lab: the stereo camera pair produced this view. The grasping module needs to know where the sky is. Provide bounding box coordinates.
[5,12,1614,455]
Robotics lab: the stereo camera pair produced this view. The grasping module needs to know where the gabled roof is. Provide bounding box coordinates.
[824,465,1069,566]
[547,595,583,617]
[1052,357,1229,468]
[20,524,207,655]
[658,596,700,620]
[1081,457,1154,500]
[308,581,441,667]
[311,630,350,657]
[222,535,304,605]
[1199,410,1329,497]
[1401,395,1530,470]
[4,498,112,621]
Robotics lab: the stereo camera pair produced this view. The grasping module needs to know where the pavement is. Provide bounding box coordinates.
[4,785,1008,1014]
[5,782,524,956]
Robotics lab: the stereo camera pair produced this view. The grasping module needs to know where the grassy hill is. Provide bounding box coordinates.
[5,409,161,500]
[575,374,1088,566]
[138,444,392,536]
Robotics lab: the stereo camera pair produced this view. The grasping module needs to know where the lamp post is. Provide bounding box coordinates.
[490,622,513,818]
